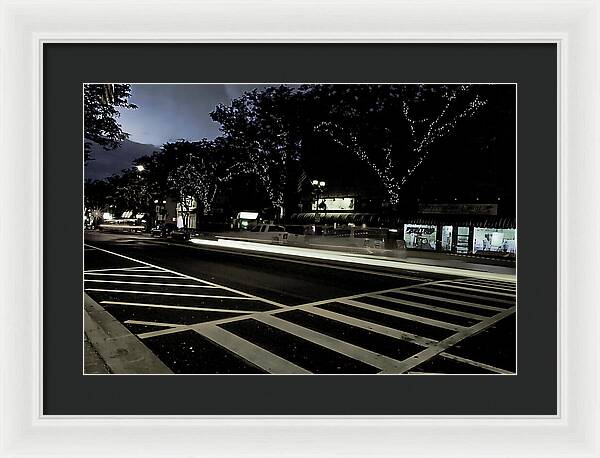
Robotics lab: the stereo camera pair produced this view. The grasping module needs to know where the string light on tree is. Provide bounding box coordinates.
[316,84,486,205]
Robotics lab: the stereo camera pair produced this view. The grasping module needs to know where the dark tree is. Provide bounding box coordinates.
[301,84,486,205]
[211,86,303,220]
[160,139,242,226]
[84,84,137,161]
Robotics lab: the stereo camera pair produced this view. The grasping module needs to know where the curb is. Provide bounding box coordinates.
[84,293,172,374]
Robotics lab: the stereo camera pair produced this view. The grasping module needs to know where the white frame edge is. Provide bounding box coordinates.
[1,0,598,456]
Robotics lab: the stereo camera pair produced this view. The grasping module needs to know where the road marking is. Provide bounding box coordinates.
[124,320,186,328]
[386,290,506,312]
[85,273,183,279]
[84,243,288,308]
[101,301,262,314]
[369,294,487,321]
[457,278,516,288]
[196,325,311,374]
[133,284,444,343]
[416,286,515,305]
[84,267,146,273]
[339,298,466,332]
[125,268,166,273]
[290,305,437,347]
[293,280,446,309]
[434,282,516,297]
[255,314,403,372]
[438,352,512,374]
[378,307,516,374]
[84,279,219,288]
[450,279,516,292]
[86,288,251,299]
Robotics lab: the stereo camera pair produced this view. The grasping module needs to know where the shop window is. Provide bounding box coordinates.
[403,224,436,250]
[441,225,453,251]
[473,228,517,254]
[456,226,470,253]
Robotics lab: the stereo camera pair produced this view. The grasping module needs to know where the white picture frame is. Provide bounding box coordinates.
[1,0,598,456]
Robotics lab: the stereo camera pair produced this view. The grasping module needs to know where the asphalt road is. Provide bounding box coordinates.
[84,231,517,375]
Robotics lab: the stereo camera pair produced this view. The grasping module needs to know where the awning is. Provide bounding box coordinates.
[400,215,516,229]
[289,213,516,229]
[290,213,382,225]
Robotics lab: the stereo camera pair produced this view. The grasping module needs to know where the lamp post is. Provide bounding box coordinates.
[134,164,148,229]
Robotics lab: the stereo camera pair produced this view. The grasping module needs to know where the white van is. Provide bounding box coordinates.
[246,224,289,244]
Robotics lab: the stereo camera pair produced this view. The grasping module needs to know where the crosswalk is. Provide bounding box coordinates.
[84,244,516,374]
[129,278,515,374]
[84,263,285,331]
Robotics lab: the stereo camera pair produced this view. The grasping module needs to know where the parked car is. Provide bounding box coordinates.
[246,224,289,244]
[170,227,198,241]
[150,223,177,238]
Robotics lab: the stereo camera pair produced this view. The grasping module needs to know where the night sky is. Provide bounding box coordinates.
[117,84,270,146]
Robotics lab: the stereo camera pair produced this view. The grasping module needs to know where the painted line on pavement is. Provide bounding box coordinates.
[438,352,512,374]
[85,243,288,308]
[84,266,145,273]
[450,279,517,292]
[378,307,516,374]
[84,279,219,288]
[254,314,404,373]
[124,320,186,328]
[86,288,253,299]
[101,300,263,314]
[85,273,183,279]
[370,294,487,321]
[134,282,446,341]
[339,298,466,332]
[386,289,506,312]
[416,286,514,305]
[196,325,311,374]
[434,282,516,297]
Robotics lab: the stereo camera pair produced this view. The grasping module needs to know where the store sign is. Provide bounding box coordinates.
[238,211,259,220]
[312,197,355,211]
[418,203,498,215]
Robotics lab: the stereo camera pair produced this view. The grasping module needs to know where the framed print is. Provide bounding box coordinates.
[1,0,599,457]
[51,45,538,415]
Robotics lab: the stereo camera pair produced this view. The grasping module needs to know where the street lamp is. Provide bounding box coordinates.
[136,165,145,172]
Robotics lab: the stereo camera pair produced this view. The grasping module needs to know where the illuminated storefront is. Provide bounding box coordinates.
[311,197,355,211]
[441,225,453,251]
[403,224,437,250]
[473,227,516,254]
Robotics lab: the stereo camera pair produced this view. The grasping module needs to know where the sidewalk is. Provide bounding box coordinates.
[84,293,172,374]
[84,335,111,374]
[388,251,515,275]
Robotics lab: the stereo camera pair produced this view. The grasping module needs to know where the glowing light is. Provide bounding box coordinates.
[188,237,515,281]
[238,211,259,220]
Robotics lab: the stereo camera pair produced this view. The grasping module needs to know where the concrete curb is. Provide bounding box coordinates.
[84,293,172,374]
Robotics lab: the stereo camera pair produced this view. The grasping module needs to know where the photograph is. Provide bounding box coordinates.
[83,82,517,375]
